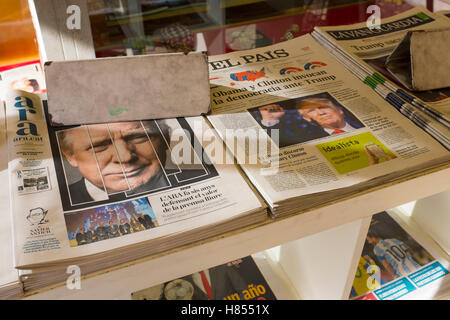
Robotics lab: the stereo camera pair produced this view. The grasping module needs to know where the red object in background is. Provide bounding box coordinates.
[354,292,379,300]
[0,59,41,72]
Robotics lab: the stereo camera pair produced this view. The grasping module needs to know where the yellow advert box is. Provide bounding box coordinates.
[317,132,396,174]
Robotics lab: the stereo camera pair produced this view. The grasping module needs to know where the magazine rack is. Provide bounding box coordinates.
[5,0,449,299]
[25,163,450,299]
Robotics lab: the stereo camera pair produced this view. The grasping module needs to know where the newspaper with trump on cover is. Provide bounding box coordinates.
[206,33,450,217]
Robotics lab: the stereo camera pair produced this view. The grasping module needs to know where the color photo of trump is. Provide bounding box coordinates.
[65,198,159,247]
[249,92,364,148]
[297,94,364,135]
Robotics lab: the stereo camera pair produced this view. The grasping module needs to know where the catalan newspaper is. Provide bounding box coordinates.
[4,89,265,271]
[0,95,21,299]
[313,6,450,124]
[0,62,46,298]
[206,34,450,216]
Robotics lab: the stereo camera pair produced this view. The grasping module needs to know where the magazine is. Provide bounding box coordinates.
[312,26,450,150]
[0,61,47,299]
[206,34,450,216]
[4,88,266,290]
[0,63,46,97]
[313,6,450,125]
[0,97,22,299]
[350,211,449,300]
[131,255,277,300]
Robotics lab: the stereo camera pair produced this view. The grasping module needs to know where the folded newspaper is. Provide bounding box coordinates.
[0,98,21,299]
[4,88,266,292]
[313,6,450,130]
[206,34,450,217]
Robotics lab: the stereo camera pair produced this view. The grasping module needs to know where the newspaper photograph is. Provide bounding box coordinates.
[350,211,449,300]
[206,34,449,212]
[0,63,46,97]
[313,6,450,121]
[5,90,264,269]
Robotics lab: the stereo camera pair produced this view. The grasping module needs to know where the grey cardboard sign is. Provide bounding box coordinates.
[44,52,210,126]
[385,28,450,91]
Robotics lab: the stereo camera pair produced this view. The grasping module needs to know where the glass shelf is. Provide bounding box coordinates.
[0,0,435,68]
[85,0,425,57]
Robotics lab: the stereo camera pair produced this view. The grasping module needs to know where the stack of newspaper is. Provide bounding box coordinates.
[0,103,22,299]
[131,254,285,300]
[0,64,46,299]
[1,61,267,292]
[206,33,449,217]
[312,6,450,149]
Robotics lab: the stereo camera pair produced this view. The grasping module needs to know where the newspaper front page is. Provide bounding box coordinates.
[5,90,263,269]
[0,62,47,297]
[206,34,449,210]
[314,6,450,121]
[131,256,278,300]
